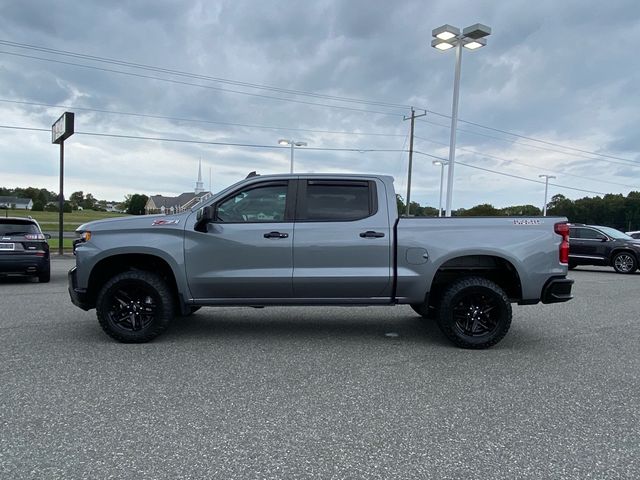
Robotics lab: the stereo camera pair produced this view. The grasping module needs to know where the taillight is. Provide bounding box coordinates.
[554,222,570,264]
[25,233,46,240]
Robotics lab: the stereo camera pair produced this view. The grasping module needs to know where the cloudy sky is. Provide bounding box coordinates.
[0,0,638,209]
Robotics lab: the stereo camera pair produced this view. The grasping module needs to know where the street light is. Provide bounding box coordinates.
[278,139,307,173]
[433,160,448,217]
[539,174,556,216]
[432,23,491,217]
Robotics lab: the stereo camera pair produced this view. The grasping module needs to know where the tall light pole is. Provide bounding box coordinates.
[539,174,556,216]
[431,23,491,217]
[432,160,448,217]
[278,139,307,173]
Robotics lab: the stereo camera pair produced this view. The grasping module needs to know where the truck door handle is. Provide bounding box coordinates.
[264,231,289,239]
[359,231,385,238]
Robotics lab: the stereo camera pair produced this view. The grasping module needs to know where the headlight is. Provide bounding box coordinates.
[73,231,91,254]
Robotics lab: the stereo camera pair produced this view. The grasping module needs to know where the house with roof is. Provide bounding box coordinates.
[0,196,33,210]
[144,161,211,214]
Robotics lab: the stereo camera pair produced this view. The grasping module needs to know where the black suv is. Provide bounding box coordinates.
[0,217,51,282]
[568,224,640,274]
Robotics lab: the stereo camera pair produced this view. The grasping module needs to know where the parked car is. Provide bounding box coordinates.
[626,230,640,240]
[0,217,51,282]
[69,173,573,349]
[568,224,640,273]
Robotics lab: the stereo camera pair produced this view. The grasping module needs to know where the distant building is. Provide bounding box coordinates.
[104,202,123,213]
[0,196,33,210]
[144,160,211,214]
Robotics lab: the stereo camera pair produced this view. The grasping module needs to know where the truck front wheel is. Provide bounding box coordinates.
[96,271,174,343]
[437,277,512,349]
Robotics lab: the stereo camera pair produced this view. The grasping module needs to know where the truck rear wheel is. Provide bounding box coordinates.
[437,277,512,349]
[96,271,174,343]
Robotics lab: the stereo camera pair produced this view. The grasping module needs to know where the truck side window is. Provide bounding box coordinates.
[216,183,288,223]
[299,181,374,221]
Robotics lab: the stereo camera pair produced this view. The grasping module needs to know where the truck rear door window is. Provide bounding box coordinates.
[298,180,376,221]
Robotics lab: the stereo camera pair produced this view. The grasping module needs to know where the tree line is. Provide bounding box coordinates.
[0,187,148,215]
[397,192,640,231]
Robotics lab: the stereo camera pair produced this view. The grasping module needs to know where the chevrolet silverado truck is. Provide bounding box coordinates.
[69,173,573,349]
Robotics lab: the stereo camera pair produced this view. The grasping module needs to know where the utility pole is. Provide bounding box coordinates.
[403,107,427,216]
[539,174,556,216]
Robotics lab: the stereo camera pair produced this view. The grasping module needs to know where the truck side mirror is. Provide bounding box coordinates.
[196,205,214,223]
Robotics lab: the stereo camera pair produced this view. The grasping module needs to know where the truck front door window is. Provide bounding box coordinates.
[217,184,287,223]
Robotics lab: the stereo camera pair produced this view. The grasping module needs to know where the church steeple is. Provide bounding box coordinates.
[195,158,204,194]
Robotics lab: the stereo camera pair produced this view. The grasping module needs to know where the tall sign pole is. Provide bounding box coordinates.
[52,112,75,255]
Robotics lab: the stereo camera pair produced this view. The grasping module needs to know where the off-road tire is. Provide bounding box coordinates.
[437,277,512,349]
[96,271,174,343]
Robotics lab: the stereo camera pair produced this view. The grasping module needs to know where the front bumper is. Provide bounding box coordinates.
[68,267,93,311]
[541,277,574,304]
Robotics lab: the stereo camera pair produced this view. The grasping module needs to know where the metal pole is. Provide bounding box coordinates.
[542,177,549,216]
[289,142,294,174]
[58,141,64,255]
[438,163,445,217]
[406,108,415,217]
[539,174,555,216]
[445,41,463,217]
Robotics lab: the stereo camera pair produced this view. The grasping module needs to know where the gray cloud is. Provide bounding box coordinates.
[0,0,638,207]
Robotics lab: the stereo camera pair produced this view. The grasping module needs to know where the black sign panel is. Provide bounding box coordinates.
[52,112,75,144]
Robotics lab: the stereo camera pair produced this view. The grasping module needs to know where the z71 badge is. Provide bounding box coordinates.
[152,219,180,226]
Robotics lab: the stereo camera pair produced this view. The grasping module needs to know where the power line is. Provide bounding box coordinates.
[454,161,608,196]
[413,150,609,196]
[0,39,412,110]
[425,109,638,165]
[0,124,405,153]
[0,50,406,118]
[0,98,406,138]
[3,39,634,165]
[414,135,639,189]
[417,118,640,168]
[0,123,622,197]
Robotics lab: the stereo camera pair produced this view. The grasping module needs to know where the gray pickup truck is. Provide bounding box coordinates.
[69,173,573,349]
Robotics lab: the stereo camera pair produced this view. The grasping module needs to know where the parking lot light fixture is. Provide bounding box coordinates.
[463,38,487,50]
[433,24,460,41]
[431,23,491,217]
[277,139,307,173]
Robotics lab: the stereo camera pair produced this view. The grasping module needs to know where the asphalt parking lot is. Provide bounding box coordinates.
[1,257,638,479]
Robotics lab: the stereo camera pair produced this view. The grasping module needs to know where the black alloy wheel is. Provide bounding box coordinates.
[96,271,174,343]
[437,277,512,349]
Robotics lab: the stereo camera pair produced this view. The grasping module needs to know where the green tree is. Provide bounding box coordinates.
[459,204,500,216]
[123,194,149,215]
[32,200,44,211]
[82,193,96,210]
[70,191,84,209]
[500,205,541,216]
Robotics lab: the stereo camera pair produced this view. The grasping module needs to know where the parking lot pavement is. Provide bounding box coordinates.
[1,257,638,479]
